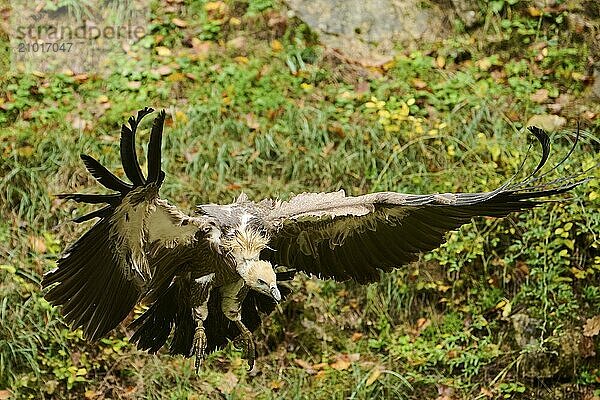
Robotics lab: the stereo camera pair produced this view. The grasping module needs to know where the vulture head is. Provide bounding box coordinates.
[239,260,281,303]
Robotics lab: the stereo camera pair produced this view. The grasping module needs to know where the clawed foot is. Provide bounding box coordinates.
[192,326,207,373]
[234,320,256,371]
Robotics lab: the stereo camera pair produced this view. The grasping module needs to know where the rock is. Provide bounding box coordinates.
[284,0,449,65]
[448,0,480,27]
[511,313,597,379]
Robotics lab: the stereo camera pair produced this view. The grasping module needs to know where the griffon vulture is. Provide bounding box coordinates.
[42,108,584,370]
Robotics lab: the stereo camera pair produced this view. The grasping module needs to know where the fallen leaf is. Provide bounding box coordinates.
[97,95,109,103]
[71,115,90,130]
[330,353,360,371]
[436,384,456,400]
[0,390,11,400]
[365,368,382,386]
[234,56,249,64]
[156,65,173,76]
[127,81,142,90]
[29,235,47,253]
[294,358,316,374]
[245,113,260,130]
[526,114,566,131]
[416,317,431,333]
[530,88,549,103]
[271,39,283,52]
[191,38,211,58]
[216,371,238,395]
[171,18,187,28]
[528,6,542,17]
[313,362,328,370]
[205,1,226,12]
[17,145,34,157]
[227,36,246,50]
[351,332,363,342]
[583,315,600,337]
[315,370,327,379]
[74,74,88,83]
[269,380,284,390]
[476,58,492,71]
[156,46,172,56]
[436,55,446,69]
[412,78,427,89]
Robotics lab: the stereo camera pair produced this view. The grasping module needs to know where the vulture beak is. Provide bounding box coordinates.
[270,284,281,303]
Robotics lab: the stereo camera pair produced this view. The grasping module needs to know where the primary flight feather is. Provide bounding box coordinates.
[42,108,584,370]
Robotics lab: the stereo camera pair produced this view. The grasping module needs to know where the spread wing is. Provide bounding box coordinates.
[42,108,215,340]
[262,127,585,283]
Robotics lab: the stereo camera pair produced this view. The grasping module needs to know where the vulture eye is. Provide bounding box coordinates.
[257,279,267,286]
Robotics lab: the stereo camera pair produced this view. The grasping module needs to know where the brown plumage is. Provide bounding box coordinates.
[42,108,586,370]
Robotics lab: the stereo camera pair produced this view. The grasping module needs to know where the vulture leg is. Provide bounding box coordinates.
[190,274,214,372]
[220,279,255,370]
[234,319,256,371]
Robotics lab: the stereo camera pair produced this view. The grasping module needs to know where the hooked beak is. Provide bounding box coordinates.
[270,284,281,303]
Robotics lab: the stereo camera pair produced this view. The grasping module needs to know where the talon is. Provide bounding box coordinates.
[245,336,256,371]
[192,326,207,373]
[234,320,256,370]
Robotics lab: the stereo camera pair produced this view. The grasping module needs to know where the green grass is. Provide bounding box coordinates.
[1,0,600,398]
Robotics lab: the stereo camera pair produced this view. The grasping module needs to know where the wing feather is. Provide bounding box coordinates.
[44,108,217,341]
[263,128,585,282]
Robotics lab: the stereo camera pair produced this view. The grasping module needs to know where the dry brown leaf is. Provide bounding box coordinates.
[351,332,364,342]
[416,317,431,334]
[412,78,428,89]
[74,74,88,83]
[271,39,283,52]
[227,36,246,50]
[294,358,316,374]
[526,114,566,131]
[436,384,456,400]
[156,46,172,56]
[0,390,11,400]
[127,81,142,90]
[583,315,600,337]
[216,371,238,395]
[315,370,327,379]
[365,368,382,386]
[29,235,47,253]
[330,353,360,371]
[245,113,260,130]
[71,115,90,130]
[436,55,446,69]
[171,18,187,28]
[156,65,173,76]
[269,380,284,390]
[530,88,549,103]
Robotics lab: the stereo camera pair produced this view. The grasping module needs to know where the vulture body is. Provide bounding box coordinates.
[43,108,584,370]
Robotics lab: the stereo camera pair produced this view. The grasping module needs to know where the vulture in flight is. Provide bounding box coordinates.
[43,107,584,370]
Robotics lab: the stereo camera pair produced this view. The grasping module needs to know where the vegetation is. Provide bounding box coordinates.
[1,0,599,398]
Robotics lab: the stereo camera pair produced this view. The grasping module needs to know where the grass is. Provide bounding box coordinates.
[1,0,600,398]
